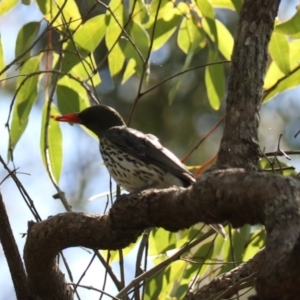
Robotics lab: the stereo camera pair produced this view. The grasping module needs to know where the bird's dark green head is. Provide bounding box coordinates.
[54,105,126,139]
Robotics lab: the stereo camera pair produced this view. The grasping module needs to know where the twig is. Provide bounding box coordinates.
[74,252,97,294]
[134,228,151,300]
[0,0,68,77]
[0,192,31,299]
[0,156,41,221]
[95,0,144,73]
[140,61,231,98]
[68,282,121,300]
[127,0,163,125]
[263,64,300,102]
[181,116,225,163]
[59,9,100,103]
[116,229,218,298]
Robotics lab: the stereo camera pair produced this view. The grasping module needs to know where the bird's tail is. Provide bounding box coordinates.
[210,224,226,239]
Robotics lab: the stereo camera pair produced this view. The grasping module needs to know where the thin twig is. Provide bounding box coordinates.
[0,0,68,77]
[263,64,300,102]
[127,0,162,125]
[74,252,97,294]
[140,61,231,98]
[95,0,144,72]
[134,229,151,300]
[0,192,31,299]
[59,9,100,103]
[229,224,239,300]
[119,249,125,289]
[0,156,41,221]
[68,283,121,300]
[116,229,219,298]
[95,250,123,292]
[181,116,225,163]
[43,24,73,211]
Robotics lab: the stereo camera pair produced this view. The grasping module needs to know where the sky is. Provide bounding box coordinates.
[0,1,300,300]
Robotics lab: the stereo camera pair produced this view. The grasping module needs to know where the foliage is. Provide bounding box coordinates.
[1,0,300,299]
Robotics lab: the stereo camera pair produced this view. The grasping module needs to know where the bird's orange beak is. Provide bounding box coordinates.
[53,113,82,124]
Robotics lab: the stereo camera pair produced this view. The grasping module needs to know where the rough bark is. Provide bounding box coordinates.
[217,0,279,170]
[25,169,300,299]
[24,213,143,300]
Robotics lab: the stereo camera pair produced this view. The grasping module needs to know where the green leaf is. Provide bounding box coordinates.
[149,228,176,256]
[121,59,136,85]
[148,0,171,19]
[211,0,243,12]
[0,35,6,84]
[101,238,141,264]
[36,0,81,31]
[56,78,90,114]
[264,61,284,89]
[40,103,63,183]
[269,30,290,74]
[263,66,300,103]
[149,16,181,51]
[73,15,106,53]
[275,9,300,35]
[211,0,236,9]
[106,41,125,79]
[119,20,149,79]
[145,0,183,51]
[60,42,101,85]
[128,21,149,59]
[15,22,41,63]
[105,0,125,78]
[196,0,218,47]
[0,0,18,15]
[129,0,148,24]
[216,19,233,60]
[177,18,206,54]
[9,56,41,156]
[231,0,243,13]
[163,260,187,298]
[178,18,191,54]
[205,51,225,110]
[168,51,194,104]
[243,229,265,261]
[221,228,248,273]
[264,39,300,95]
[144,268,164,300]
[289,40,300,69]
[56,77,93,138]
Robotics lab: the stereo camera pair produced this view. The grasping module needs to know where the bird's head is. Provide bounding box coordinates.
[54,105,126,139]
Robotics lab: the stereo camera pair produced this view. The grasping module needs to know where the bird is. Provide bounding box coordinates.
[54,105,225,237]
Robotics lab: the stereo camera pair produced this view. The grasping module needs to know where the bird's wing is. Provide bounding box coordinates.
[105,126,195,186]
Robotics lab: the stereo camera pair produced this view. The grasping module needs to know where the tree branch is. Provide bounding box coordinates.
[24,169,300,299]
[0,192,31,300]
[217,0,280,170]
[24,213,143,300]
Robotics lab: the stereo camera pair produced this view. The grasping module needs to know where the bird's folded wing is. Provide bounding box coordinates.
[105,126,195,186]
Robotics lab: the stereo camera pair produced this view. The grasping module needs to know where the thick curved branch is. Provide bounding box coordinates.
[217,0,280,170]
[24,213,143,300]
[24,169,300,299]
